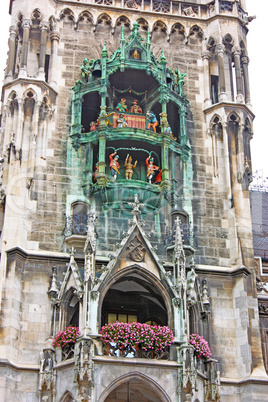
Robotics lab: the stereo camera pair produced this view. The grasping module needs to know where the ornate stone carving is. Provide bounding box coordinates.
[127,235,145,262]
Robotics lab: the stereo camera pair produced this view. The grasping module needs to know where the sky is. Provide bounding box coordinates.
[0,0,267,180]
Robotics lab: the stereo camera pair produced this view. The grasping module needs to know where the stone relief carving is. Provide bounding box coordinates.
[127,235,145,262]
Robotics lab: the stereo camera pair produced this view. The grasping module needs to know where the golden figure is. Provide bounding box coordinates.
[132,50,140,59]
[125,154,137,180]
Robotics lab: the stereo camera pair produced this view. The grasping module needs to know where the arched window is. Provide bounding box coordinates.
[71,202,89,235]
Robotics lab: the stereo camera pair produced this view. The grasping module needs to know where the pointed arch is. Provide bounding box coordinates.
[115,15,131,28]
[136,17,149,32]
[15,11,23,28]
[60,391,74,402]
[189,24,203,39]
[31,8,43,25]
[59,8,75,22]
[152,20,167,33]
[99,372,171,402]
[223,33,235,52]
[207,36,217,52]
[77,10,94,26]
[98,265,174,329]
[96,13,112,26]
[227,111,240,124]
[170,22,185,37]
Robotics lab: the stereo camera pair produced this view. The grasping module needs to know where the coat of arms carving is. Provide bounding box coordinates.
[127,236,145,262]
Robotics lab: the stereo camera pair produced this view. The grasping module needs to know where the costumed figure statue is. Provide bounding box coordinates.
[125,154,137,180]
[90,119,100,131]
[109,152,120,181]
[76,386,91,401]
[116,98,128,112]
[80,58,93,83]
[93,162,99,183]
[117,114,128,128]
[146,111,158,133]
[130,100,142,114]
[146,154,159,184]
[174,69,187,96]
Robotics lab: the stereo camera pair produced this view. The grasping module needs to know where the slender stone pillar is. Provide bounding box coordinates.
[19,19,31,77]
[201,51,212,107]
[5,25,18,81]
[48,31,60,88]
[216,44,227,101]
[241,56,251,105]
[233,47,244,103]
[222,123,232,200]
[37,22,49,79]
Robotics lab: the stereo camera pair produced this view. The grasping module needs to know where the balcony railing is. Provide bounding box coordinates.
[102,341,171,359]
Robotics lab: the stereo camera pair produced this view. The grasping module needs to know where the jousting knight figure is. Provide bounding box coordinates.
[146,154,159,184]
[109,152,120,181]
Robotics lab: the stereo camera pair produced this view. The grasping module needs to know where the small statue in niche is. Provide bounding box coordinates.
[116,98,128,112]
[174,69,187,96]
[109,152,120,181]
[93,162,99,183]
[117,114,128,128]
[90,119,100,131]
[80,58,94,83]
[146,154,159,184]
[76,386,91,401]
[130,100,142,114]
[125,154,137,180]
[132,49,140,59]
[146,111,158,133]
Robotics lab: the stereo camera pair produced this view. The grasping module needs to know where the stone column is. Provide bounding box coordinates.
[202,51,212,107]
[37,21,49,79]
[233,47,244,103]
[48,31,60,88]
[19,19,31,77]
[179,107,187,145]
[5,25,18,82]
[222,123,232,200]
[241,56,251,106]
[216,44,227,101]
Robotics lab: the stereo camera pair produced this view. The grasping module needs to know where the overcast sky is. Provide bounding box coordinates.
[0,0,267,179]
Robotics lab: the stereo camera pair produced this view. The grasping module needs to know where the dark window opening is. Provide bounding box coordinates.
[211,75,219,104]
[45,54,50,82]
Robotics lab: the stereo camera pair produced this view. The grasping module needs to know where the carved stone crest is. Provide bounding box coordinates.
[127,236,145,262]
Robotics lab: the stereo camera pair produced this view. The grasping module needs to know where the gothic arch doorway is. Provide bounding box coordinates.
[101,268,169,327]
[101,373,171,402]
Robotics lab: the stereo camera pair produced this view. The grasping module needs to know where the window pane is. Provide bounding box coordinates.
[108,313,117,324]
[118,314,127,323]
[128,315,137,323]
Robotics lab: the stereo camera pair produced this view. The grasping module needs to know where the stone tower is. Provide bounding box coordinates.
[0,0,267,401]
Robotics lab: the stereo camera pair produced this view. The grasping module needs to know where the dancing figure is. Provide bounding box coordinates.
[130,100,142,114]
[117,114,128,128]
[146,111,158,133]
[146,155,159,184]
[116,98,128,112]
[109,152,120,181]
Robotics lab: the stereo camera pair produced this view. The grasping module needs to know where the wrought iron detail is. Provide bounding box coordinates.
[95,0,113,5]
[65,213,91,236]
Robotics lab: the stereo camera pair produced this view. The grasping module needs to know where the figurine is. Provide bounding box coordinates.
[130,100,142,114]
[117,114,128,128]
[109,152,120,181]
[116,98,128,112]
[146,111,158,133]
[80,58,93,83]
[155,168,162,184]
[146,155,159,184]
[132,49,140,59]
[90,119,99,131]
[125,154,137,180]
[93,162,99,183]
[174,69,187,95]
[76,387,91,401]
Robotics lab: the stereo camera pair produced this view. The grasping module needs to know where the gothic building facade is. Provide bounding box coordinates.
[0,0,267,401]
